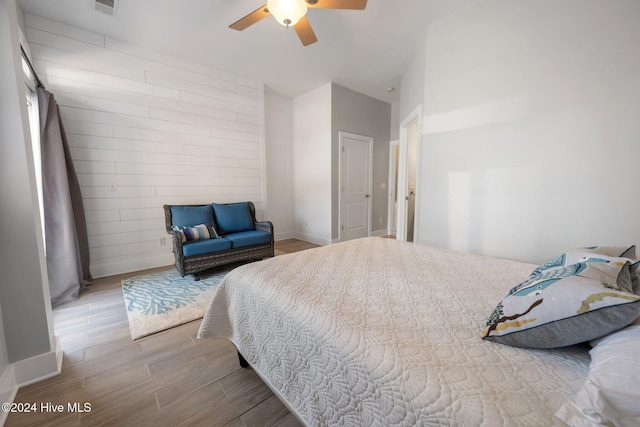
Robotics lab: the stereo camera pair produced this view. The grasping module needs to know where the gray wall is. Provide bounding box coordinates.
[331,83,392,240]
[0,0,54,364]
[390,102,399,141]
[0,0,14,391]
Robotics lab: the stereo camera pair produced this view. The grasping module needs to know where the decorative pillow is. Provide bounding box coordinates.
[171,223,218,244]
[588,246,640,296]
[212,202,255,235]
[555,318,640,426]
[170,205,214,227]
[482,261,640,349]
[582,246,640,296]
[582,245,636,259]
[531,246,637,294]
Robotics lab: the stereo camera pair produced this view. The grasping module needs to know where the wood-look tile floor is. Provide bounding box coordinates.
[6,239,319,427]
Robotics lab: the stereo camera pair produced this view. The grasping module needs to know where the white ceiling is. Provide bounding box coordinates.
[18,0,478,103]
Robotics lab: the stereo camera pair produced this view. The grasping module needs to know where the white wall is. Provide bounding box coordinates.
[264,91,295,240]
[24,14,267,277]
[399,38,426,124]
[292,83,332,245]
[416,0,640,263]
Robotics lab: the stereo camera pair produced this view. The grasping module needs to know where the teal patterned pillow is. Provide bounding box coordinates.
[531,246,637,294]
[583,246,639,295]
[171,223,219,243]
[583,245,636,259]
[482,261,640,349]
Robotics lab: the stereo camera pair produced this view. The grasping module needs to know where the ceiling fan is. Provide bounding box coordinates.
[230,0,368,46]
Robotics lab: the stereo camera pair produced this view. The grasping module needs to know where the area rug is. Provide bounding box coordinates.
[122,265,237,340]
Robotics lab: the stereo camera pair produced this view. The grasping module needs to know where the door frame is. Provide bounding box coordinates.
[397,105,423,242]
[338,131,373,242]
[387,139,399,236]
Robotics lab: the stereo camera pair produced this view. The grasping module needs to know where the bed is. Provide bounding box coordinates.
[198,237,607,426]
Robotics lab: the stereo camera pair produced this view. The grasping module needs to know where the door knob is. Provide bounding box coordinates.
[365,194,370,198]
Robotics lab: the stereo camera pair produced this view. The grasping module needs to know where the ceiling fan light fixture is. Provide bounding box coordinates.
[267,0,308,27]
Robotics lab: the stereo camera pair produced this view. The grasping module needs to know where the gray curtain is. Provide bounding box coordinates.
[37,87,92,307]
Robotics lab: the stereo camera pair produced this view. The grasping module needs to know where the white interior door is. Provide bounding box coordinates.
[339,132,372,242]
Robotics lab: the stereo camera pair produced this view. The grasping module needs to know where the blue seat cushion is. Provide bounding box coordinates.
[171,205,214,227]
[212,202,255,234]
[182,238,232,257]
[223,231,271,249]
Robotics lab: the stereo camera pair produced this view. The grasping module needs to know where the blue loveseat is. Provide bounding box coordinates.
[163,201,274,276]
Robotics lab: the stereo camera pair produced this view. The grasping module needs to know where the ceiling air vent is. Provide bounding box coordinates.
[94,0,118,16]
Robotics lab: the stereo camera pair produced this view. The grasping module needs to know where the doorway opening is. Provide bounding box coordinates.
[387,140,399,237]
[396,106,422,242]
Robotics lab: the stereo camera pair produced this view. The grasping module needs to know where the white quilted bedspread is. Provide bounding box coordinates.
[198,237,590,426]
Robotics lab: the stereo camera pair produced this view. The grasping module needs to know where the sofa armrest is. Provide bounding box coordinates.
[255,220,273,236]
[163,204,174,234]
[171,230,184,252]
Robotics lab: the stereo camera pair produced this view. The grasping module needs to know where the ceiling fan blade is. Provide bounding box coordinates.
[306,0,367,10]
[229,4,270,31]
[294,16,318,46]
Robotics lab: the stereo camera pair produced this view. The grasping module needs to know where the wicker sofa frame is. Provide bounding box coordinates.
[163,202,274,277]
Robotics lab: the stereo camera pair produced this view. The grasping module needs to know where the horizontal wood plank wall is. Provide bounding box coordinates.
[25,14,266,278]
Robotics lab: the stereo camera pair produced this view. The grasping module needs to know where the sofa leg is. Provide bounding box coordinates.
[238,351,249,368]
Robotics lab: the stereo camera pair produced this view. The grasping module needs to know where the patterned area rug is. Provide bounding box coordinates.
[122,265,237,340]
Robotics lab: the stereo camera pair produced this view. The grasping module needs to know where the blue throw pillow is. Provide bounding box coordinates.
[170,205,214,227]
[172,223,219,243]
[212,202,255,235]
[171,224,214,244]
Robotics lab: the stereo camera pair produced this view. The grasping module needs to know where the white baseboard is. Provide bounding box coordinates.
[371,229,388,237]
[331,231,388,244]
[0,337,62,426]
[291,232,331,246]
[91,253,174,278]
[0,364,17,426]
[13,336,62,387]
[274,231,296,241]
[91,232,342,278]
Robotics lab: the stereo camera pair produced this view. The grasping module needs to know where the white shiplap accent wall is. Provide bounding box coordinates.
[25,14,266,278]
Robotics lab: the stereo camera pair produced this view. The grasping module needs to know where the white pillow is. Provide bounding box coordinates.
[555,318,640,426]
